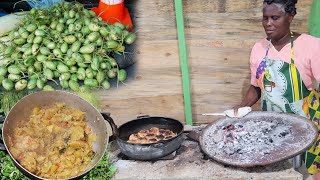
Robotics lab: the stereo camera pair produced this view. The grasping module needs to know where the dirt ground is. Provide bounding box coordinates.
[109,125,310,180]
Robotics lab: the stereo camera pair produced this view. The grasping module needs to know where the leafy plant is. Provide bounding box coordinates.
[82,152,117,180]
[0,151,30,180]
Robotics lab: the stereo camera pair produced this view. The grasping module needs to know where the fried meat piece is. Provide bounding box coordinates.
[127,127,177,144]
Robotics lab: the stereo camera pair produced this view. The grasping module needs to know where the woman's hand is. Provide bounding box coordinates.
[233,85,261,116]
[233,104,245,117]
[227,106,252,118]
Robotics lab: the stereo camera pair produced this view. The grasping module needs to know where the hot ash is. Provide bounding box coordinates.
[214,119,292,156]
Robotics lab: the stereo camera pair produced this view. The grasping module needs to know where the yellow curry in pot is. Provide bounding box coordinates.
[8,103,97,179]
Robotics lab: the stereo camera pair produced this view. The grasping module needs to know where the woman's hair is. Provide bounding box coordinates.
[263,0,298,15]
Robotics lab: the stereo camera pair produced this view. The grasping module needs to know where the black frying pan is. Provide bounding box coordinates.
[103,115,184,160]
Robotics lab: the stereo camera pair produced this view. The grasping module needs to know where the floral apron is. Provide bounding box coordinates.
[256,32,320,174]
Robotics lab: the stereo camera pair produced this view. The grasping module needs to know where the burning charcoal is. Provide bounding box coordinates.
[279,130,290,137]
[204,118,293,160]
[236,148,243,154]
[227,124,235,131]
[224,132,235,142]
[257,138,263,143]
[223,124,234,131]
[263,128,270,134]
[226,133,233,139]
[224,149,235,155]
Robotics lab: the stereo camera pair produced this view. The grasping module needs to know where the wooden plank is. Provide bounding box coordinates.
[99,0,313,125]
[182,0,311,123]
[99,39,185,125]
[99,92,185,126]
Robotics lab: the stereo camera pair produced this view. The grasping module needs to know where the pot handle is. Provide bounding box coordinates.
[101,113,119,140]
[137,115,150,119]
[0,116,6,151]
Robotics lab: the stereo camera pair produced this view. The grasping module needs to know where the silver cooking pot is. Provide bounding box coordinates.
[0,90,112,180]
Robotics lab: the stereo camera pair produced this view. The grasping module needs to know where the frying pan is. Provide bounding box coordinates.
[103,115,184,160]
[0,90,111,180]
[199,111,319,167]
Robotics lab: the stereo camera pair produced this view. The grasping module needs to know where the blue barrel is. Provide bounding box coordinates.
[0,11,8,17]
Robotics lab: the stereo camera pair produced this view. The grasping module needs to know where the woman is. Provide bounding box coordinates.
[234,0,320,176]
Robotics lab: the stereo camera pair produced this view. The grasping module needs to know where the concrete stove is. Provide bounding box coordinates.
[109,126,308,180]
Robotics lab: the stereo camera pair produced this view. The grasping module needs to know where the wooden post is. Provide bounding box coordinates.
[174,0,193,125]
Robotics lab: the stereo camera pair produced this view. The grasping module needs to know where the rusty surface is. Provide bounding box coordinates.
[199,111,319,167]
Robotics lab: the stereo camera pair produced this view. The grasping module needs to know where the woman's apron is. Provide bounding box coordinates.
[255,32,320,174]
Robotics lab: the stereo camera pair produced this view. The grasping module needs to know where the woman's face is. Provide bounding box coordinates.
[262,3,294,41]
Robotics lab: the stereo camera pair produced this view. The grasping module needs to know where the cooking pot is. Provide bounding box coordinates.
[199,111,319,167]
[103,115,184,160]
[0,90,111,180]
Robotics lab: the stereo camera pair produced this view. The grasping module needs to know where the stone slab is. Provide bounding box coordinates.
[109,132,306,180]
